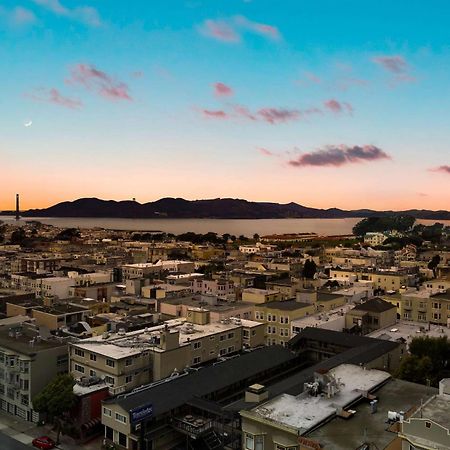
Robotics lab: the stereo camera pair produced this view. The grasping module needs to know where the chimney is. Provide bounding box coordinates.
[15,194,20,221]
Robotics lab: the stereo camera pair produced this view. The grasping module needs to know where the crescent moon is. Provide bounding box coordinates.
[24,121,33,127]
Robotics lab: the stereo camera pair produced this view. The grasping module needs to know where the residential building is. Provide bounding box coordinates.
[0,323,69,422]
[364,232,387,246]
[345,297,397,334]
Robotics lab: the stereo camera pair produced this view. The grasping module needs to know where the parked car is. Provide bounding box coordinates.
[32,436,56,449]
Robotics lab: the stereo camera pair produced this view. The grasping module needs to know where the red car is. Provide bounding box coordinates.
[32,436,56,449]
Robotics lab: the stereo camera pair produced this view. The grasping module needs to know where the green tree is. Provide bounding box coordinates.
[397,336,450,386]
[302,259,317,279]
[33,374,76,444]
[56,228,81,241]
[428,255,441,278]
[353,216,415,236]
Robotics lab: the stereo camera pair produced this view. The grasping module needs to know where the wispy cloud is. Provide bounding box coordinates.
[372,54,415,86]
[430,165,450,174]
[32,0,101,27]
[26,88,82,109]
[257,108,301,124]
[288,145,391,167]
[66,64,132,101]
[199,15,280,43]
[213,82,234,97]
[200,19,241,42]
[323,99,353,114]
[258,147,275,157]
[295,71,322,86]
[201,109,230,119]
[0,6,37,27]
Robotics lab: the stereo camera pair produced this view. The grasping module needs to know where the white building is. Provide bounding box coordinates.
[364,232,387,246]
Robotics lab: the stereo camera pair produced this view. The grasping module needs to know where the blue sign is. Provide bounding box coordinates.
[130,403,153,424]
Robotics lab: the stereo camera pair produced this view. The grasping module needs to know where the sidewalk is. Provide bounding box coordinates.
[0,410,102,449]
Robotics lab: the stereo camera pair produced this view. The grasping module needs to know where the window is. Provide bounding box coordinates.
[89,370,97,377]
[227,346,235,353]
[103,407,112,417]
[74,364,85,373]
[245,434,264,450]
[425,421,431,428]
[220,335,226,341]
[105,426,113,440]
[192,356,201,365]
[105,376,115,385]
[118,432,127,447]
[125,358,132,366]
[90,353,97,361]
[106,359,115,368]
[115,413,127,424]
[192,341,201,350]
[125,375,133,383]
[219,348,227,356]
[227,332,234,339]
[74,348,84,357]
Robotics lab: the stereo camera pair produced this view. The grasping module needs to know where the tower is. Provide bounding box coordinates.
[15,194,20,221]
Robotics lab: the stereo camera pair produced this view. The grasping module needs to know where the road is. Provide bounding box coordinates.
[0,431,32,449]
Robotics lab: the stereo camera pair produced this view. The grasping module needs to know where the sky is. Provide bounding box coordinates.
[0,0,449,211]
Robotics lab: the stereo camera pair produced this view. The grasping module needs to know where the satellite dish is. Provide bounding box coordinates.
[24,120,33,127]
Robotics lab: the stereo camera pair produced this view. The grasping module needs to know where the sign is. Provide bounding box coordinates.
[130,403,153,424]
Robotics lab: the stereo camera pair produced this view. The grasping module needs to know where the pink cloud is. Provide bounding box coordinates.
[289,145,391,168]
[430,165,450,174]
[257,108,301,124]
[213,82,234,97]
[235,15,281,40]
[373,55,408,74]
[67,64,132,101]
[199,16,280,43]
[324,99,353,114]
[32,0,101,26]
[200,19,240,42]
[27,88,82,109]
[201,109,230,119]
[296,71,322,86]
[336,77,369,91]
[258,147,275,157]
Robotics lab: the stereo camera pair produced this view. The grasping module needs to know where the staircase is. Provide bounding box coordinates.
[201,429,223,450]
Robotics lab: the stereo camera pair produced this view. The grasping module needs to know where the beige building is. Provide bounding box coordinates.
[0,323,69,422]
[345,297,397,334]
[242,288,282,304]
[70,314,264,395]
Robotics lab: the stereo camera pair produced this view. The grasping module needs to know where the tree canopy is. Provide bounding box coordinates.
[397,336,450,386]
[302,259,317,279]
[352,216,415,236]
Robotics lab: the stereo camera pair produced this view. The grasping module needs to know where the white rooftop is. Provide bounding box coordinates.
[248,364,390,434]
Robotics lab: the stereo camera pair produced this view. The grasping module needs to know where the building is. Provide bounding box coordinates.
[364,232,387,246]
[70,315,265,395]
[191,278,235,299]
[345,297,397,334]
[121,261,195,280]
[0,323,69,422]
[399,378,450,449]
[241,288,282,304]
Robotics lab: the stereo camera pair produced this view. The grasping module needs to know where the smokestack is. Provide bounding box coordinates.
[15,194,20,221]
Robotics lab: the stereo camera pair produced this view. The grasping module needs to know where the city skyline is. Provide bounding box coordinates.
[1,0,450,211]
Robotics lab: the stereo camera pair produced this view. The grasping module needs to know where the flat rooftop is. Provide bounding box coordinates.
[368,320,450,348]
[247,365,390,434]
[409,394,450,429]
[73,318,250,358]
[308,378,436,450]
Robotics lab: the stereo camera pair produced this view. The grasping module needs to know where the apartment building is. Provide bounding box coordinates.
[345,297,397,334]
[70,314,264,395]
[242,288,282,304]
[121,260,195,280]
[364,232,387,246]
[191,278,235,299]
[330,267,412,291]
[0,324,69,422]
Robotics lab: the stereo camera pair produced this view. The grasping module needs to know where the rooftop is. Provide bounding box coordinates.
[246,364,391,434]
[308,378,436,450]
[262,299,312,311]
[409,394,450,429]
[351,297,396,313]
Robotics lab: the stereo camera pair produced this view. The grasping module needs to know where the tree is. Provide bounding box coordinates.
[352,216,415,236]
[302,259,317,279]
[428,255,441,278]
[253,233,260,241]
[396,336,450,386]
[33,374,76,444]
[10,227,26,244]
[56,228,80,241]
